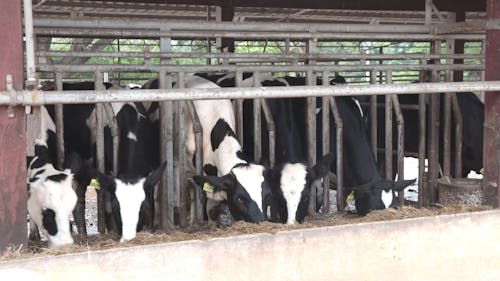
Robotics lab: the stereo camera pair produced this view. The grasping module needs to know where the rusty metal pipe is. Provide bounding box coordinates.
[451,95,463,178]
[392,95,405,205]
[329,97,344,212]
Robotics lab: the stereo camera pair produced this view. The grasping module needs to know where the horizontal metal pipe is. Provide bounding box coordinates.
[36,51,482,61]
[34,28,485,41]
[3,81,500,106]
[36,63,483,74]
[34,18,432,34]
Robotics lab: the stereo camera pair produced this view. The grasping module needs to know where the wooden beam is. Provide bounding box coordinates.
[0,0,27,254]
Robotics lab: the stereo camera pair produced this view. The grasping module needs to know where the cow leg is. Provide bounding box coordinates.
[73,181,87,239]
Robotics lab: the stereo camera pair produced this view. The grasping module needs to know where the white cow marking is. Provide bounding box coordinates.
[280,163,308,224]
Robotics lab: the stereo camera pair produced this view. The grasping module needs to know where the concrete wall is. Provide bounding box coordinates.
[1,210,499,281]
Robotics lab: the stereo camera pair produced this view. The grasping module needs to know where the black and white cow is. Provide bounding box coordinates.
[27,139,80,248]
[264,153,335,224]
[93,162,166,242]
[183,75,271,224]
[41,81,161,236]
[209,73,414,216]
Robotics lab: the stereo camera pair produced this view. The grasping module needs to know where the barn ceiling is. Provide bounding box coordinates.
[32,0,486,24]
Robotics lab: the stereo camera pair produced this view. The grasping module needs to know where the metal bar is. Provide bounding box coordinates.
[34,18,433,34]
[235,71,244,146]
[186,100,203,224]
[23,0,36,86]
[385,71,393,181]
[428,40,441,205]
[33,28,485,41]
[36,63,484,74]
[451,95,463,178]
[306,69,317,214]
[159,71,173,230]
[321,71,330,214]
[329,97,344,212]
[54,72,65,170]
[94,72,106,234]
[36,50,483,61]
[392,94,405,205]
[36,63,485,74]
[418,92,427,207]
[253,72,262,163]
[177,72,188,228]
[370,70,378,162]
[261,99,276,167]
[4,81,500,106]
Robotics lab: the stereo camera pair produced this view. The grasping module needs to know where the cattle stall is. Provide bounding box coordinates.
[1,0,500,269]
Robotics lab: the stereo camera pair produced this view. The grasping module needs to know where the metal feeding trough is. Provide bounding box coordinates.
[438,178,495,206]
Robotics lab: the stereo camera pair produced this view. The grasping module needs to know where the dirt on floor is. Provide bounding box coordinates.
[0,205,491,262]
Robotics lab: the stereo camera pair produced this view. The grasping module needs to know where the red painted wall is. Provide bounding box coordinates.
[0,0,27,253]
[483,0,500,206]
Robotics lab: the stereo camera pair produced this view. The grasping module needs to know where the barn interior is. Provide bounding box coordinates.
[1,0,500,267]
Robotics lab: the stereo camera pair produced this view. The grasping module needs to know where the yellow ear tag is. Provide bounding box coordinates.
[90,178,100,190]
[203,182,214,193]
[346,191,355,203]
[480,167,484,174]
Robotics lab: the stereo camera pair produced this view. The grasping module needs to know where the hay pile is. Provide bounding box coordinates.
[0,205,491,261]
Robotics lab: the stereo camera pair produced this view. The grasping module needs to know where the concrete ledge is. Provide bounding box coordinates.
[1,210,500,281]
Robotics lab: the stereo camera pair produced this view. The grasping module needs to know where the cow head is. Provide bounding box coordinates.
[265,153,335,224]
[95,162,166,242]
[27,140,79,248]
[353,178,416,216]
[193,163,271,224]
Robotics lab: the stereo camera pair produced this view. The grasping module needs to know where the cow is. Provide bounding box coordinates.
[264,153,335,224]
[40,81,161,237]
[365,91,484,179]
[203,73,414,216]
[92,162,166,242]
[186,76,273,224]
[143,75,272,224]
[27,139,80,248]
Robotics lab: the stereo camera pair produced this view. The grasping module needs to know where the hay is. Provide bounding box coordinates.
[0,205,492,261]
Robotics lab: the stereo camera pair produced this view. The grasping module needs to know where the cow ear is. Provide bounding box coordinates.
[193,175,234,201]
[96,172,116,193]
[144,161,167,192]
[393,179,416,191]
[311,153,335,180]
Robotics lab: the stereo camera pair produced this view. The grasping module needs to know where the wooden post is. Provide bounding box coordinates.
[0,0,27,254]
[483,0,500,207]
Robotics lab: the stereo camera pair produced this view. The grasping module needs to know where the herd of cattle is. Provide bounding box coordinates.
[26,73,484,248]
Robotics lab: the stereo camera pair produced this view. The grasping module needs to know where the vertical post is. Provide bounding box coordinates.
[235,71,244,146]
[483,0,500,207]
[321,71,330,214]
[253,72,262,162]
[0,0,27,255]
[220,0,235,53]
[428,40,441,204]
[418,66,428,207]
[306,69,317,214]
[443,38,455,178]
[55,73,65,170]
[385,71,393,181]
[177,72,188,228]
[392,95,405,205]
[159,71,174,230]
[94,72,107,234]
[370,70,378,162]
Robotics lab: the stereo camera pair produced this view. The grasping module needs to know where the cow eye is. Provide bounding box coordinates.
[237,197,245,204]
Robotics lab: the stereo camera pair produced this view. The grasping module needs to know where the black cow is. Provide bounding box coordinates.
[366,92,484,179]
